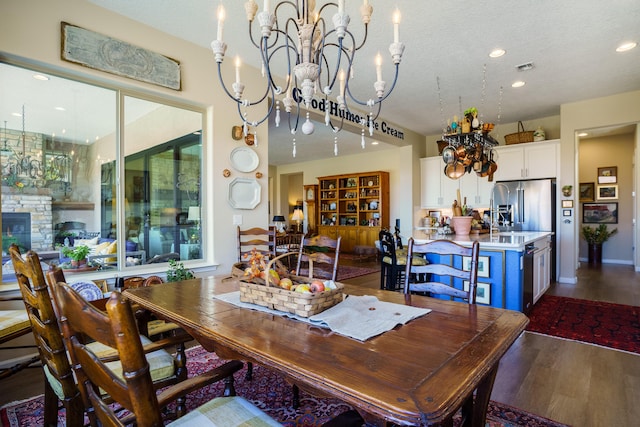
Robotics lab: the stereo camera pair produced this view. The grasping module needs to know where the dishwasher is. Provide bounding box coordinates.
[523,243,544,315]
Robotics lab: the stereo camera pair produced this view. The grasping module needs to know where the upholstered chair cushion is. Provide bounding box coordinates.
[0,310,30,340]
[169,396,281,426]
[382,254,428,266]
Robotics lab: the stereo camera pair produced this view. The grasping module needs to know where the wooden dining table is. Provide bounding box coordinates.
[123,276,528,426]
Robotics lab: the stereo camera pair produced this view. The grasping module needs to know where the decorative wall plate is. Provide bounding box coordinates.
[228,178,261,209]
[70,281,103,301]
[229,147,259,172]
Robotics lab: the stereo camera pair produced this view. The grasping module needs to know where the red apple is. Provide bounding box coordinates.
[310,280,325,293]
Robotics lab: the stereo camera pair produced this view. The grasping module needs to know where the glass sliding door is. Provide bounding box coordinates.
[123,96,202,262]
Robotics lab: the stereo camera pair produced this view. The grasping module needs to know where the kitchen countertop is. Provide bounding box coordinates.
[412,228,552,251]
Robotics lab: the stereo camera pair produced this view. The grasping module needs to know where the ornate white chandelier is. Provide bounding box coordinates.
[211,0,405,136]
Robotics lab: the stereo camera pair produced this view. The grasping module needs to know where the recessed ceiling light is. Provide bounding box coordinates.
[11,112,22,117]
[371,141,379,145]
[616,41,637,52]
[577,132,588,137]
[489,48,506,58]
[55,106,66,111]
[511,81,526,88]
[33,74,49,81]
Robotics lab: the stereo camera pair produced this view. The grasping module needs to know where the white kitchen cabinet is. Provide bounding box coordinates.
[493,140,559,181]
[421,157,460,208]
[460,173,495,207]
[421,157,494,209]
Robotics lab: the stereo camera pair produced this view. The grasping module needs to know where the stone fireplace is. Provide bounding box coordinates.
[1,189,53,253]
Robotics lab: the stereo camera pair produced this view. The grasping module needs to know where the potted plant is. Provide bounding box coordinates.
[581,224,617,265]
[166,259,195,282]
[61,245,91,268]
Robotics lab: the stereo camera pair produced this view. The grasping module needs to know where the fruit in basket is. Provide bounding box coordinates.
[279,278,293,290]
[295,284,311,293]
[268,269,280,285]
[310,280,325,292]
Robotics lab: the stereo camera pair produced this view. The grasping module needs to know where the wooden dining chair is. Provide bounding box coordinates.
[237,226,277,262]
[9,245,86,427]
[403,238,480,304]
[50,281,281,427]
[379,229,427,291]
[295,234,342,281]
[121,275,184,338]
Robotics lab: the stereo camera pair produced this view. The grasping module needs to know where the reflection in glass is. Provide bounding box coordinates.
[1,61,203,282]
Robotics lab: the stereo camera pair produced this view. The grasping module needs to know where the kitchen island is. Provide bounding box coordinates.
[410,229,553,312]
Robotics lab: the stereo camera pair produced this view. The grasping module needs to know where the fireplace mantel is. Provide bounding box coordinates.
[52,201,95,210]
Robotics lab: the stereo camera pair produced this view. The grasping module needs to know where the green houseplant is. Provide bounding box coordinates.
[61,245,91,267]
[166,259,195,282]
[581,224,617,265]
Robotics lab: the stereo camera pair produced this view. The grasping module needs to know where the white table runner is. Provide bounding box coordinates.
[215,291,431,341]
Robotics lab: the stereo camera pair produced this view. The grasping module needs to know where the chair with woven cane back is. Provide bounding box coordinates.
[50,280,281,427]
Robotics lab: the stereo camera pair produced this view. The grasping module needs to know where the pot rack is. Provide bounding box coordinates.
[439,130,500,180]
[441,130,499,149]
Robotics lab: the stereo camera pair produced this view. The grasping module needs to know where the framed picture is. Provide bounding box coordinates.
[563,209,572,217]
[597,185,618,200]
[428,210,441,220]
[579,182,594,202]
[561,200,573,208]
[597,166,617,184]
[464,281,491,305]
[462,255,490,278]
[582,202,618,224]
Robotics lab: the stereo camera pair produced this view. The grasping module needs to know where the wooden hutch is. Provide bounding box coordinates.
[316,171,389,252]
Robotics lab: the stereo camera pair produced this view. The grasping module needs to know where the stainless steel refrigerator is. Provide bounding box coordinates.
[492,177,556,281]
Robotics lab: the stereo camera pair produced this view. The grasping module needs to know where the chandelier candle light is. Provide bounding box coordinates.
[211,0,405,137]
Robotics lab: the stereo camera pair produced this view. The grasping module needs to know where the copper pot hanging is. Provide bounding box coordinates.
[444,163,465,180]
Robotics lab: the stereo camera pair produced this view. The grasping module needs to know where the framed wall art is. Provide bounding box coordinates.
[464,281,491,305]
[462,255,490,278]
[597,166,617,184]
[582,202,618,224]
[561,200,574,208]
[597,185,618,200]
[579,182,594,202]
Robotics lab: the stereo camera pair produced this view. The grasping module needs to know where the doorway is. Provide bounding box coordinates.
[577,125,637,265]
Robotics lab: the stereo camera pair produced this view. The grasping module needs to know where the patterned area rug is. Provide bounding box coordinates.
[0,346,568,427]
[526,294,640,354]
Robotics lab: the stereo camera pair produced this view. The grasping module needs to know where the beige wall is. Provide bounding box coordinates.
[561,90,640,281]
[275,145,417,237]
[579,134,635,264]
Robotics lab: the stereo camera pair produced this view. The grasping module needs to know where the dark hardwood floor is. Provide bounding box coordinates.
[1,263,638,427]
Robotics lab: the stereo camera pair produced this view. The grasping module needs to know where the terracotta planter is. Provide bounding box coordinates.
[451,216,473,236]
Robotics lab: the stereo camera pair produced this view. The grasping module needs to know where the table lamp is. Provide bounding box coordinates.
[188,206,201,231]
[291,208,304,233]
[273,215,286,233]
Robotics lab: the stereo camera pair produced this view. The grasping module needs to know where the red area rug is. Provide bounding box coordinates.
[0,346,568,427]
[526,294,640,354]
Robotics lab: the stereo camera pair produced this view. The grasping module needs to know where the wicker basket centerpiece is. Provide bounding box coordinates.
[237,250,344,318]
